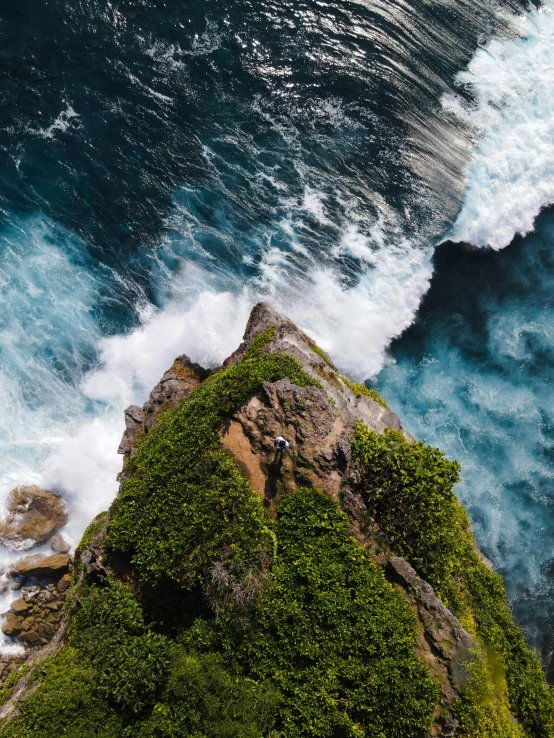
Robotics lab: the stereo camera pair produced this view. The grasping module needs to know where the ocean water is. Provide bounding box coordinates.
[0,0,552,662]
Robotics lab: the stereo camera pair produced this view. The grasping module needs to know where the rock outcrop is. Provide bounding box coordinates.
[12,554,70,578]
[118,354,209,466]
[1,556,73,651]
[216,303,475,731]
[220,303,410,507]
[0,486,67,551]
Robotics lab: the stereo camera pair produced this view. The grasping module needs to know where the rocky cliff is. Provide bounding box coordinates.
[0,304,552,738]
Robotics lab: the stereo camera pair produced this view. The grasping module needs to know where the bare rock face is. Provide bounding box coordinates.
[118,354,209,464]
[221,379,352,503]
[219,303,411,507]
[0,487,67,551]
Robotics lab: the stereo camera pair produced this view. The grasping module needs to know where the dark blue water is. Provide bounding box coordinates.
[2,0,553,665]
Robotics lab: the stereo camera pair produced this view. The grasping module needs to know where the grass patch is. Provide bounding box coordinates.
[341,376,389,410]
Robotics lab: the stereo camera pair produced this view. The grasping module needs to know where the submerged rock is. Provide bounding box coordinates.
[0,486,67,551]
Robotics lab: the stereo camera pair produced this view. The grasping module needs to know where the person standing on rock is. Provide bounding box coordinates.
[274,435,290,452]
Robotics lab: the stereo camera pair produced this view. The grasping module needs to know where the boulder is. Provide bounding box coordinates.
[1,612,23,637]
[13,554,70,578]
[57,574,72,593]
[49,534,70,554]
[10,599,30,615]
[0,487,67,551]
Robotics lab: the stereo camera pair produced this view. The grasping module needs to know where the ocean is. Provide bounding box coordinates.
[1,0,553,668]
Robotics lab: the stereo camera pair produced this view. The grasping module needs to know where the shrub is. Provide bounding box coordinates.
[139,650,281,738]
[350,423,462,592]
[189,489,439,737]
[350,422,554,737]
[0,648,123,738]
[69,582,170,716]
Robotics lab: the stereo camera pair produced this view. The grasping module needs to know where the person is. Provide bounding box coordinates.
[274,435,290,451]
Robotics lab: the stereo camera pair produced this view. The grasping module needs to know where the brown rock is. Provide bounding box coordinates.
[36,621,56,640]
[13,554,70,578]
[20,617,35,632]
[49,534,70,554]
[10,599,30,615]
[218,303,412,511]
[22,630,41,645]
[56,574,71,593]
[0,486,67,550]
[117,355,209,465]
[1,612,23,637]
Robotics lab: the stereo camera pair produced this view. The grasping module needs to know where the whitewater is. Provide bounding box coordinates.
[0,0,552,657]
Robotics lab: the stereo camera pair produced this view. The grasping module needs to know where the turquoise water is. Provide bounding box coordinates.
[379,211,554,669]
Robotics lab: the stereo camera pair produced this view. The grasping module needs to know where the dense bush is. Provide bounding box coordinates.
[350,423,463,594]
[69,582,170,716]
[1,490,437,738]
[0,648,123,738]
[351,423,554,737]
[187,488,439,737]
[139,651,281,738]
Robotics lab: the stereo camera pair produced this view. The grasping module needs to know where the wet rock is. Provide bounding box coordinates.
[13,554,70,578]
[49,533,70,554]
[0,486,68,551]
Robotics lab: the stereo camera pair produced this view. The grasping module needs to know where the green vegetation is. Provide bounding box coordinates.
[241,325,277,360]
[1,339,551,738]
[340,376,389,410]
[198,488,439,737]
[106,352,319,588]
[75,511,108,566]
[351,423,554,737]
[451,648,525,738]
[308,342,337,370]
[1,490,436,738]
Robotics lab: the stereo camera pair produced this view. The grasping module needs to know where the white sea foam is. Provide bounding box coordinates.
[445,3,554,250]
[29,103,80,140]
